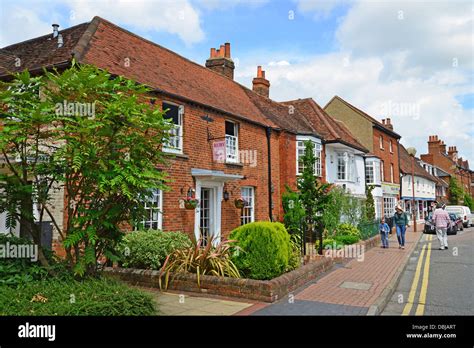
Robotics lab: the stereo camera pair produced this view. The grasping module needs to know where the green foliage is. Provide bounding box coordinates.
[449,177,463,205]
[160,236,240,289]
[282,186,305,234]
[230,221,291,280]
[287,236,302,272]
[322,186,366,236]
[365,185,376,221]
[463,192,474,211]
[357,220,381,240]
[334,235,360,245]
[0,277,156,316]
[117,230,191,270]
[297,141,331,252]
[0,63,173,275]
[0,235,69,286]
[334,223,361,240]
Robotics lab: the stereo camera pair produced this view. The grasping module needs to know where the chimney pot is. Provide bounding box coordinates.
[205,43,235,79]
[224,43,231,58]
[52,24,59,38]
[387,118,391,124]
[252,65,270,98]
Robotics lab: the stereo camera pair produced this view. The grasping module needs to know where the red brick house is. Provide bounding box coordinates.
[0,17,286,247]
[420,135,474,201]
[324,96,402,218]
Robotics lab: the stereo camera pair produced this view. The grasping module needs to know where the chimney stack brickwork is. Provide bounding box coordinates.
[205,42,235,79]
[252,65,270,98]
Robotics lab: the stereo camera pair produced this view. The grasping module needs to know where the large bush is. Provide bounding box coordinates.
[118,230,191,270]
[230,222,291,280]
[0,277,156,316]
[333,223,361,245]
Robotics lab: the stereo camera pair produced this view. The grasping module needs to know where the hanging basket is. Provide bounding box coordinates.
[234,198,246,209]
[184,199,199,210]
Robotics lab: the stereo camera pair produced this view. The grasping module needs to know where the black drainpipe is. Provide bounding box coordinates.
[266,127,273,221]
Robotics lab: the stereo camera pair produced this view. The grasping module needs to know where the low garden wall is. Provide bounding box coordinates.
[104,256,334,303]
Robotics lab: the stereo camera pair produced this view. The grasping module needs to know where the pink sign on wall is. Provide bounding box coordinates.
[213,140,226,163]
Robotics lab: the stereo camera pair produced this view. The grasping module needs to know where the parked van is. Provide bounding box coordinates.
[445,206,474,228]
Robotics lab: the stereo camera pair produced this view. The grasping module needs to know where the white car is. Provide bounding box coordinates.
[445,205,474,228]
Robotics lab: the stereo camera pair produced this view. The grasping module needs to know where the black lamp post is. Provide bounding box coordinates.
[407,147,417,232]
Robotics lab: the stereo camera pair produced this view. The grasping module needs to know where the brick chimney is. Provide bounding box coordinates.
[448,146,458,161]
[205,43,235,79]
[440,140,446,154]
[252,66,270,98]
[382,118,394,130]
[428,135,440,154]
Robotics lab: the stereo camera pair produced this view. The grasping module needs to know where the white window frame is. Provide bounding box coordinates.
[162,101,184,154]
[381,160,385,182]
[337,152,355,182]
[137,188,163,230]
[240,186,255,225]
[383,196,396,217]
[225,120,239,163]
[379,135,384,150]
[296,136,322,177]
[390,163,394,183]
[365,159,381,185]
[389,140,393,153]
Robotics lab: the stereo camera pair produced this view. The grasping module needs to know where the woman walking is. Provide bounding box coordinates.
[393,204,409,249]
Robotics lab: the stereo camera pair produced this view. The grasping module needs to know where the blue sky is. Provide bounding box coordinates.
[1,0,473,162]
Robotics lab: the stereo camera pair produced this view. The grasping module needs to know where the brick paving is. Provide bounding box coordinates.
[294,229,421,308]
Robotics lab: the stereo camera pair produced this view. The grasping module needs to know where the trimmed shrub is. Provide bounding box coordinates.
[0,277,156,316]
[335,223,361,239]
[118,230,191,270]
[334,235,360,245]
[230,222,290,280]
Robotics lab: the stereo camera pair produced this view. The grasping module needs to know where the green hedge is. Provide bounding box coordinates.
[117,230,191,270]
[230,222,291,280]
[0,277,156,316]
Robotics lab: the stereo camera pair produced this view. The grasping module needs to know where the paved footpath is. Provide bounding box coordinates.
[241,226,423,316]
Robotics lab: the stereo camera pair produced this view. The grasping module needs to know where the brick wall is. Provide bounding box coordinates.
[372,128,400,185]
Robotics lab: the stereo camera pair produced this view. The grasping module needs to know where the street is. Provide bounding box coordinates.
[382,225,474,315]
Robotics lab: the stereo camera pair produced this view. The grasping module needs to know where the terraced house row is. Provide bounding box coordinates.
[1,17,473,251]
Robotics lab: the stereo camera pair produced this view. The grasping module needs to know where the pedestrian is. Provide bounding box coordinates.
[379,217,390,248]
[432,202,450,250]
[393,204,409,249]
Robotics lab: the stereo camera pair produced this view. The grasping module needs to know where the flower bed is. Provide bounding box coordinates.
[104,256,334,303]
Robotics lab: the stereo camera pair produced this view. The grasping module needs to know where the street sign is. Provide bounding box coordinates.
[213,140,226,163]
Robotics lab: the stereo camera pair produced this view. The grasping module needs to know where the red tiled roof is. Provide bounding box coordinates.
[325,95,401,139]
[0,22,90,75]
[281,98,369,153]
[243,90,317,135]
[399,144,439,183]
[0,17,277,128]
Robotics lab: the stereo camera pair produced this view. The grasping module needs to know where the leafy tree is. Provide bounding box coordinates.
[282,185,305,234]
[448,177,463,205]
[297,140,331,254]
[364,184,376,221]
[463,192,474,210]
[0,63,172,276]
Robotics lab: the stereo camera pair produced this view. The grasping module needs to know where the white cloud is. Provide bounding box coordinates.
[237,0,474,163]
[294,0,353,18]
[67,0,205,46]
[0,0,205,47]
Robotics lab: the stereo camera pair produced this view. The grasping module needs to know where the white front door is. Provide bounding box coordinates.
[194,180,223,245]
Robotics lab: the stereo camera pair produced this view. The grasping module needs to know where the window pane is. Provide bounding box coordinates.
[225,121,236,136]
[163,103,180,125]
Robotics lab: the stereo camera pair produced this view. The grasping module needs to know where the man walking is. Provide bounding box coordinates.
[432,203,450,250]
[393,204,409,249]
